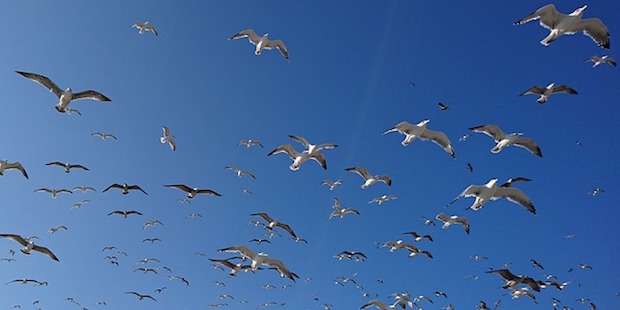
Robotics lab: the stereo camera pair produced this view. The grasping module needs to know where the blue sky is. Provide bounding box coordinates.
[0,0,618,309]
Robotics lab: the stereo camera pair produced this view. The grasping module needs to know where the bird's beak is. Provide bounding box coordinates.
[383,128,397,135]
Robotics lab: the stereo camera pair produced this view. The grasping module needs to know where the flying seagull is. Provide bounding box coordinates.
[0,160,28,179]
[438,102,450,111]
[160,126,175,151]
[486,269,541,292]
[108,210,143,218]
[163,184,221,198]
[470,124,542,157]
[435,213,470,234]
[402,231,433,242]
[225,166,256,179]
[238,139,263,148]
[132,22,158,36]
[251,213,297,238]
[328,198,360,220]
[586,55,616,67]
[125,291,157,301]
[345,167,391,189]
[16,71,111,113]
[0,234,59,261]
[229,29,289,60]
[384,120,455,158]
[91,132,117,140]
[268,144,327,171]
[368,195,399,205]
[451,178,536,214]
[103,183,148,195]
[500,177,532,188]
[34,188,73,198]
[45,162,89,173]
[288,135,338,154]
[515,4,610,48]
[520,83,578,104]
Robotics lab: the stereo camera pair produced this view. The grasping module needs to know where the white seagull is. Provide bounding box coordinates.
[34,188,72,198]
[515,4,610,49]
[16,71,111,113]
[321,179,343,190]
[0,160,28,179]
[164,184,221,198]
[238,139,263,148]
[288,135,338,154]
[45,162,89,173]
[368,195,399,205]
[520,83,578,104]
[0,234,59,261]
[345,167,391,189]
[268,144,327,171]
[133,21,158,36]
[328,198,360,220]
[469,124,542,157]
[435,213,470,234]
[384,120,455,158]
[160,126,175,151]
[229,29,289,60]
[586,55,616,67]
[225,166,256,179]
[91,132,117,140]
[451,178,536,214]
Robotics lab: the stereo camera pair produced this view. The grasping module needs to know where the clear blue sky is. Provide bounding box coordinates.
[0,1,618,309]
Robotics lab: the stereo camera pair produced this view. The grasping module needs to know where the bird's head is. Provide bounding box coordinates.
[570,5,587,16]
[546,82,555,89]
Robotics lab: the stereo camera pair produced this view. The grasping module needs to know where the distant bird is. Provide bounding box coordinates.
[578,263,593,270]
[563,234,577,240]
[72,186,96,192]
[249,239,271,245]
[132,21,158,36]
[186,213,202,219]
[334,250,367,262]
[142,238,161,243]
[360,299,405,309]
[16,71,111,113]
[239,188,253,195]
[586,55,616,67]
[451,178,536,214]
[486,269,541,292]
[34,188,72,198]
[154,287,167,293]
[103,183,148,195]
[519,83,578,104]
[0,160,28,179]
[368,195,399,205]
[384,120,455,158]
[268,144,327,171]
[91,132,117,140]
[531,259,544,270]
[71,199,91,209]
[237,139,263,148]
[467,162,473,172]
[142,220,163,230]
[421,216,436,226]
[134,268,158,274]
[218,245,298,281]
[160,126,175,151]
[0,234,59,261]
[6,279,44,285]
[321,179,343,191]
[469,255,488,261]
[208,258,257,276]
[436,213,470,234]
[328,198,360,220]
[225,166,256,179]
[500,177,532,188]
[477,301,490,310]
[288,135,338,155]
[435,291,448,298]
[137,257,160,264]
[65,107,81,115]
[438,102,450,111]
[229,29,289,60]
[45,162,89,173]
[470,124,542,157]
[515,4,610,48]
[107,210,143,218]
[459,134,472,142]
[402,231,433,242]
[587,188,604,196]
[345,167,391,189]
[164,184,221,198]
[47,226,67,234]
[125,291,156,301]
[251,213,297,238]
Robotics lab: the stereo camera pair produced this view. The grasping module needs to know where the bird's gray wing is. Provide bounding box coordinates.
[574,18,610,49]
[493,187,536,214]
[288,135,310,149]
[345,167,371,179]
[420,129,455,158]
[469,124,506,142]
[71,90,111,102]
[229,29,261,45]
[32,245,59,261]
[513,138,542,157]
[265,39,289,60]
[551,85,578,95]
[520,86,547,96]
[16,71,63,98]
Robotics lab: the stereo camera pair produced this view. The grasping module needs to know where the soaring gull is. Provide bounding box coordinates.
[229,29,289,60]
[451,178,536,214]
[520,83,577,104]
[470,124,542,157]
[384,120,455,158]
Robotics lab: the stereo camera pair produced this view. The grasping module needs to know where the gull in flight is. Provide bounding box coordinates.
[470,124,542,157]
[34,188,73,198]
[45,162,89,173]
[238,139,263,148]
[369,195,399,205]
[520,83,578,104]
[345,167,391,189]
[586,55,616,67]
[160,126,175,151]
[333,251,367,262]
[91,132,117,140]
[268,144,326,171]
[208,258,259,276]
[103,183,148,195]
[328,198,360,220]
[164,184,221,198]
[225,166,256,179]
[125,291,157,301]
[251,213,297,238]
[0,160,28,179]
[384,120,455,158]
[360,299,410,309]
[108,210,143,218]
[321,179,343,190]
[229,29,289,60]
[486,269,541,292]
[515,4,610,48]
[402,231,433,242]
[450,178,536,214]
[438,102,450,111]
[218,245,298,281]
[16,71,111,113]
[0,234,59,261]
[435,213,470,234]
[71,199,91,209]
[132,22,158,36]
[72,186,96,192]
[289,135,338,155]
[48,226,67,234]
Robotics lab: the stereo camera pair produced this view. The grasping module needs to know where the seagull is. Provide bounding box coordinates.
[334,251,367,262]
[225,166,256,179]
[360,299,405,309]
[71,199,91,209]
[5,279,45,285]
[469,255,489,261]
[160,126,175,151]
[34,188,73,198]
[438,102,450,111]
[208,257,258,276]
[91,132,117,140]
[520,83,578,104]
[132,21,158,36]
[133,268,158,274]
[142,238,161,243]
[107,210,143,218]
[142,220,163,230]
[229,29,289,60]
[103,183,148,195]
[531,259,544,270]
[402,231,433,242]
[0,234,59,261]
[251,213,297,238]
[450,178,536,214]
[500,177,532,188]
[65,107,81,115]
[328,198,360,220]
[288,135,338,155]
[164,184,221,198]
[268,144,327,170]
[345,167,391,189]
[469,124,542,157]
[237,139,263,148]
[45,162,89,173]
[249,238,271,245]
[321,179,343,190]
[422,216,436,226]
[587,188,604,196]
[578,263,593,270]
[384,120,456,158]
[0,160,28,179]
[125,291,157,301]
[586,55,616,67]
[16,71,111,113]
[486,269,541,292]
[435,213,470,234]
[515,4,610,48]
[72,186,96,192]
[218,245,298,281]
[467,162,473,172]
[47,226,67,234]
[368,195,399,205]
